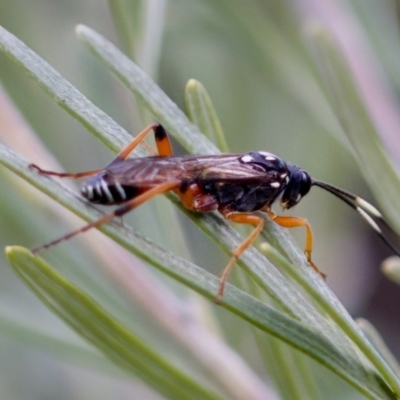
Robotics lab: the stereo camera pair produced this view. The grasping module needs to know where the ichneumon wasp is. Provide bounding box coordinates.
[30,123,400,298]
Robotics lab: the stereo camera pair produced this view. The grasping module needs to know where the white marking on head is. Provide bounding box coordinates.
[101,179,114,203]
[241,155,254,163]
[270,182,280,188]
[265,155,276,161]
[280,173,287,179]
[356,198,382,218]
[114,182,127,200]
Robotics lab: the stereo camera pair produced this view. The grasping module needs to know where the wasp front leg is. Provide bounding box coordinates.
[267,211,326,279]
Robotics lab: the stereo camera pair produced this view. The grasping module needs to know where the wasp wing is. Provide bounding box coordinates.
[180,154,285,184]
[105,156,187,188]
[105,153,287,187]
[100,154,287,208]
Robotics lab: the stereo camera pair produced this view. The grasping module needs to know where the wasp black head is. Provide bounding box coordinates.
[281,164,312,209]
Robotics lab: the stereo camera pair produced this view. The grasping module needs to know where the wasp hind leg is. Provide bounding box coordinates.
[30,123,173,179]
[29,164,101,179]
[32,180,180,254]
[267,211,326,279]
[217,209,265,301]
[110,123,173,165]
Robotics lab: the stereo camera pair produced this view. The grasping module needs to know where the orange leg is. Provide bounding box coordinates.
[29,164,101,179]
[32,180,180,254]
[113,123,173,162]
[217,209,265,300]
[176,183,218,212]
[154,124,173,157]
[30,124,173,178]
[267,211,326,279]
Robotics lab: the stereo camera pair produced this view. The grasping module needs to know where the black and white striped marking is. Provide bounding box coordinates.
[81,178,128,204]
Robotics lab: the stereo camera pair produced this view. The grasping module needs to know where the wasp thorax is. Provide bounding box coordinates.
[239,151,288,173]
[280,164,312,209]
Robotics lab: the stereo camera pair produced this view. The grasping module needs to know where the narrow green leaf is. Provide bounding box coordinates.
[108,0,167,95]
[76,24,218,156]
[108,0,138,58]
[0,144,395,400]
[0,25,397,398]
[0,25,130,154]
[257,334,321,400]
[305,27,400,394]
[0,313,126,376]
[309,25,400,235]
[184,79,229,153]
[0,23,325,323]
[381,256,400,285]
[6,246,221,400]
[74,25,346,320]
[262,242,400,398]
[358,319,400,378]
[0,25,295,318]
[5,245,387,400]
[184,77,323,397]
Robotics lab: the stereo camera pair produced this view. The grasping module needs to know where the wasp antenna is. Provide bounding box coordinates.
[313,180,400,257]
[314,180,383,220]
[355,207,382,235]
[312,180,357,210]
[355,197,383,218]
[357,207,400,256]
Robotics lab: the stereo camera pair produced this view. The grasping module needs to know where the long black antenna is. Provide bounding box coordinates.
[312,180,400,257]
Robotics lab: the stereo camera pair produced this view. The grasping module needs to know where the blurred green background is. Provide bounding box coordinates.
[0,0,399,399]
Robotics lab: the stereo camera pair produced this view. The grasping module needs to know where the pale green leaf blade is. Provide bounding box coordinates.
[184,79,229,152]
[6,246,221,400]
[0,25,397,399]
[0,143,395,400]
[76,24,218,156]
[309,25,400,234]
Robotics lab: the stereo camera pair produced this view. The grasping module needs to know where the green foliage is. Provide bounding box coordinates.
[0,1,399,399]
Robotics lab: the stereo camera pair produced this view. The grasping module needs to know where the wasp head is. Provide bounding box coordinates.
[281,164,312,210]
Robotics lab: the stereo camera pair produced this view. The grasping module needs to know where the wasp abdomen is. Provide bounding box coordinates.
[81,174,138,205]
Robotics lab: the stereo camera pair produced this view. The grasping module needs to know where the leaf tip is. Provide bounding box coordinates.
[75,24,90,38]
[5,245,28,257]
[381,256,400,285]
[186,79,200,89]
